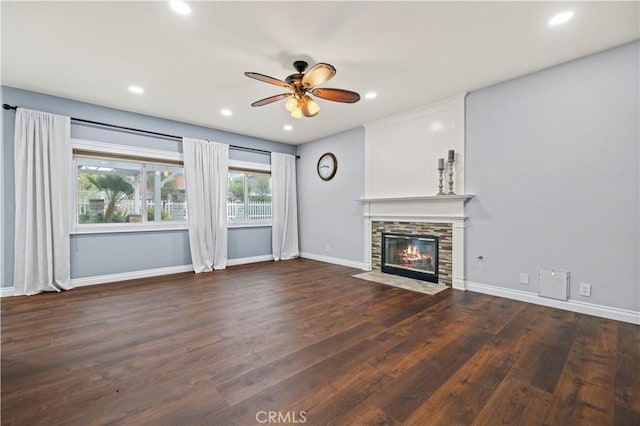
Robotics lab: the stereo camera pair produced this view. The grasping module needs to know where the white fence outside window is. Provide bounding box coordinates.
[227,201,272,220]
[79,200,272,220]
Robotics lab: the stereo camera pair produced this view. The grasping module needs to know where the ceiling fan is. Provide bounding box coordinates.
[245,61,360,118]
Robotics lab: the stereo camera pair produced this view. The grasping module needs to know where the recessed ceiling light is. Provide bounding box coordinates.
[283,124,293,131]
[170,1,191,15]
[220,109,232,117]
[365,92,377,100]
[128,85,144,94]
[548,11,574,26]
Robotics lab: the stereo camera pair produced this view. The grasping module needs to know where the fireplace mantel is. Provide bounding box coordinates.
[360,194,474,222]
[359,195,473,203]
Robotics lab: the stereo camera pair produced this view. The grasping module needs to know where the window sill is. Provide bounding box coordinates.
[71,221,272,234]
[72,222,188,235]
[228,221,272,229]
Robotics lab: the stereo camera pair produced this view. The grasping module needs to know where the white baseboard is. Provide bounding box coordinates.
[452,277,466,291]
[72,264,195,287]
[0,287,15,297]
[465,280,640,325]
[227,254,273,266]
[3,265,194,295]
[299,252,367,270]
[74,255,275,286]
[2,256,275,296]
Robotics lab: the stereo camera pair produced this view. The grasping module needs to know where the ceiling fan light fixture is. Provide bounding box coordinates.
[301,97,320,117]
[290,107,303,119]
[285,97,298,112]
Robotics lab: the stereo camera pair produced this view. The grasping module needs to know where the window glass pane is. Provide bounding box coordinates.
[247,173,272,220]
[146,165,187,222]
[227,172,246,221]
[77,158,142,223]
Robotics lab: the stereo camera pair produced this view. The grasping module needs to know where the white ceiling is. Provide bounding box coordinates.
[2,1,638,145]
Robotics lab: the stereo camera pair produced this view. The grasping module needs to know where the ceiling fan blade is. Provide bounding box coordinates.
[245,72,293,89]
[250,93,292,107]
[302,63,336,89]
[311,88,360,103]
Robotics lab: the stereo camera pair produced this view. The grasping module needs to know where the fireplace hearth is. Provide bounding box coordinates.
[381,232,439,283]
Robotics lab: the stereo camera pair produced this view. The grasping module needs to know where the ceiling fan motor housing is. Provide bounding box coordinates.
[285,74,304,87]
[287,61,308,90]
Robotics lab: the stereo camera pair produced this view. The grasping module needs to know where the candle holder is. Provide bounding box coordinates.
[447,160,456,195]
[437,165,445,195]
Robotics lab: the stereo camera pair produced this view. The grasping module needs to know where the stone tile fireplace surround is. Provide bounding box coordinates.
[372,221,453,287]
[362,195,472,290]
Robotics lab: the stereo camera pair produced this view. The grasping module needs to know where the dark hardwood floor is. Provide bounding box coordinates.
[1,259,638,425]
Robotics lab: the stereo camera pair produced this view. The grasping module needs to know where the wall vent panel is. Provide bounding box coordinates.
[538,268,569,300]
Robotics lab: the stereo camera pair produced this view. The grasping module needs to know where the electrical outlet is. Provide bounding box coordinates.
[520,273,529,285]
[325,244,330,253]
[579,282,591,297]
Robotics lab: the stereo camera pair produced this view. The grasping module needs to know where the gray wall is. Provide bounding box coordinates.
[228,227,272,259]
[1,86,296,285]
[296,127,365,264]
[70,231,191,278]
[465,41,639,311]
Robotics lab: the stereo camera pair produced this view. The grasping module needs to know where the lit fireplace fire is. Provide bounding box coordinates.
[400,245,435,270]
[382,232,439,283]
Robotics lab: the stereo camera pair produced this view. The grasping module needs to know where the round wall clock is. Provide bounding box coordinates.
[317,152,337,181]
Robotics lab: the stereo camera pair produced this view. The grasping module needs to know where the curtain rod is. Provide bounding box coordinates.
[3,103,299,159]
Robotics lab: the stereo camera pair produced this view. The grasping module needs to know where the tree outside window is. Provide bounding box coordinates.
[76,157,187,224]
[227,171,271,221]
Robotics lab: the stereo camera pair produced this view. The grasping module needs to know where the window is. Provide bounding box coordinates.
[227,170,272,222]
[145,164,187,222]
[72,140,272,231]
[76,155,187,225]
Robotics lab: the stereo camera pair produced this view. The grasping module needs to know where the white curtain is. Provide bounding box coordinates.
[271,152,299,260]
[14,108,73,295]
[183,138,229,272]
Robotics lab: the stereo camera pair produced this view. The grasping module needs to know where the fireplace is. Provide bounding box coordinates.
[381,232,439,283]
